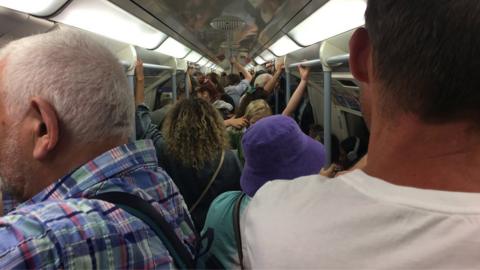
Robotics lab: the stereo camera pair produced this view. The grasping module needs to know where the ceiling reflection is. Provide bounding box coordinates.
[132,0,309,63]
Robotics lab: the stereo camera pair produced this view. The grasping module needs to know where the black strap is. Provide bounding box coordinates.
[92,192,195,269]
[233,193,246,269]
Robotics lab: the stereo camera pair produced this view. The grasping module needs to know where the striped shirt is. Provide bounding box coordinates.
[0,140,196,269]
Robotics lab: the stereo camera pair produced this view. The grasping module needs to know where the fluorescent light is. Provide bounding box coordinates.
[0,0,67,16]
[155,37,191,58]
[254,56,266,65]
[289,0,366,46]
[197,58,209,66]
[184,51,202,63]
[260,50,276,61]
[269,36,302,56]
[52,0,166,49]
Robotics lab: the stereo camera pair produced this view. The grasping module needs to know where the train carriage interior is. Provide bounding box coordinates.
[0,0,369,146]
[2,0,476,269]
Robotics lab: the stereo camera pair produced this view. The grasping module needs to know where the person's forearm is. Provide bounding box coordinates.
[264,68,282,94]
[235,62,253,82]
[282,79,308,116]
[135,79,145,106]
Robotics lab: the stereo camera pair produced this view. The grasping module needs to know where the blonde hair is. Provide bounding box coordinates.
[245,99,272,125]
[162,98,228,169]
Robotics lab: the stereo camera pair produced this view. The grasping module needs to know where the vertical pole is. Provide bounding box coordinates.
[127,75,135,95]
[275,88,279,114]
[185,72,190,99]
[323,68,332,167]
[172,71,177,103]
[127,75,136,140]
[285,70,291,105]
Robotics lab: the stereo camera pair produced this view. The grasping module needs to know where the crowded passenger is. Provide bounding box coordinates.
[236,59,284,118]
[241,0,480,268]
[224,57,253,107]
[282,65,310,117]
[136,85,242,231]
[228,99,272,164]
[206,72,236,112]
[0,29,196,268]
[202,115,326,268]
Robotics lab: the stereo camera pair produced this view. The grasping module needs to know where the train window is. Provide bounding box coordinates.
[337,79,357,88]
[343,111,369,144]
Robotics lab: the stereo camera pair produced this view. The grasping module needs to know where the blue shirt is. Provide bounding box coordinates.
[201,191,250,268]
[224,79,250,107]
[0,140,196,269]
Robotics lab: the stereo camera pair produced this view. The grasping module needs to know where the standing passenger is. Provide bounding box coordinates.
[202,115,325,268]
[136,98,242,232]
[242,0,480,268]
[224,58,253,107]
[0,29,195,268]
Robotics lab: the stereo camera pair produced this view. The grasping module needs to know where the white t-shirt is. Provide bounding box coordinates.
[242,170,480,269]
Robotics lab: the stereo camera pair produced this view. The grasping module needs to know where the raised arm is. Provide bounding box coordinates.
[263,60,284,94]
[134,59,145,106]
[282,65,310,116]
[232,57,253,83]
[186,66,193,96]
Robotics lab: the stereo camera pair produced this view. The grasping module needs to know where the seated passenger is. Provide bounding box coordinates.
[136,97,242,232]
[338,136,367,170]
[242,0,480,268]
[201,115,325,268]
[0,29,195,268]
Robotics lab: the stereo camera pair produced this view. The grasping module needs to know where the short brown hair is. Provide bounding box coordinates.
[365,0,480,123]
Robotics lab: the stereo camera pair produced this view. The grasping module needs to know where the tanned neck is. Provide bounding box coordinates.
[22,137,128,200]
[364,114,480,192]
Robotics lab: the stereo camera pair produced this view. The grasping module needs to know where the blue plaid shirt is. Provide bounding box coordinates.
[2,193,18,215]
[0,140,196,269]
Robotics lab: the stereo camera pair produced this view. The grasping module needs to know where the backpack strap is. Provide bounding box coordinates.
[190,151,225,213]
[233,192,247,269]
[92,192,195,269]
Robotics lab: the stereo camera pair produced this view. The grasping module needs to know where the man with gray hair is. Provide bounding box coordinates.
[0,29,195,268]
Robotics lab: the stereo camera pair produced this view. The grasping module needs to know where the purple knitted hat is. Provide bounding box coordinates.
[241,115,326,197]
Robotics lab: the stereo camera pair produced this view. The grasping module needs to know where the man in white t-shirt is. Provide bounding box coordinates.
[241,0,480,269]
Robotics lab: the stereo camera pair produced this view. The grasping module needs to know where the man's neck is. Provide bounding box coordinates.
[23,138,128,200]
[364,115,480,192]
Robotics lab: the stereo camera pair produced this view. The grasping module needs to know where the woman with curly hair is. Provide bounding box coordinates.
[136,97,242,231]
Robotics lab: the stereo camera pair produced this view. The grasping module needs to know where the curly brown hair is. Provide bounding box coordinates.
[162,98,228,169]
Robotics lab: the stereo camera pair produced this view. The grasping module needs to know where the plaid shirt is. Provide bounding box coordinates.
[0,140,196,269]
[2,192,18,215]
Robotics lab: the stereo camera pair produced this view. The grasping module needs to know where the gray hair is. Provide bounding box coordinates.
[0,29,134,143]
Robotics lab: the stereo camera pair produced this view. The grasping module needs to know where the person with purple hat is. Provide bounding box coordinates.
[201,115,325,268]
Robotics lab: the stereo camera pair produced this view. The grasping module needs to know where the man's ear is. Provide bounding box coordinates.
[349,27,371,83]
[29,97,59,160]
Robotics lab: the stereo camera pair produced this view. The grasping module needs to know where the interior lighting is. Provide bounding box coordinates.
[52,0,166,49]
[184,50,202,63]
[254,56,266,65]
[268,36,302,56]
[289,0,366,46]
[0,0,67,17]
[155,37,191,58]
